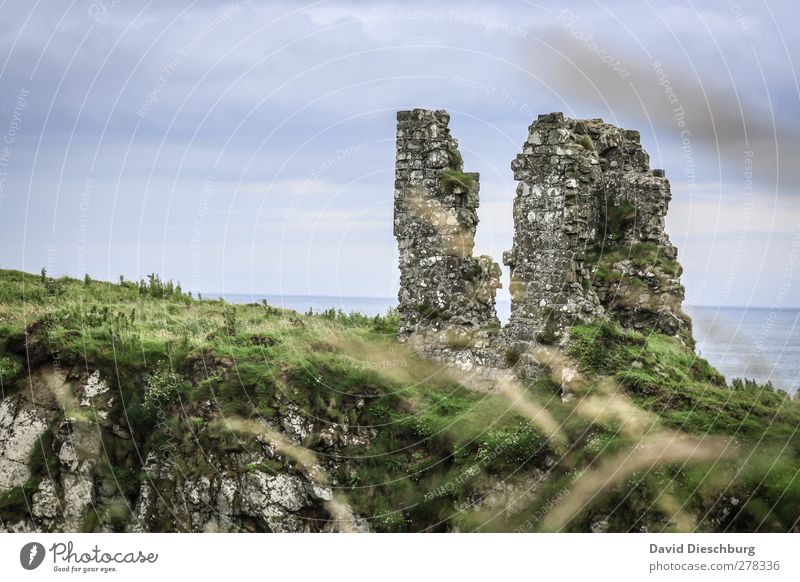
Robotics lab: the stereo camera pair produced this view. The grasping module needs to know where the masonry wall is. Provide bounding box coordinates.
[393,109,501,340]
[394,109,692,372]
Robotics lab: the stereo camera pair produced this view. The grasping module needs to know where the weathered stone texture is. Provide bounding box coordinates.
[395,109,691,367]
[503,112,605,341]
[394,109,501,338]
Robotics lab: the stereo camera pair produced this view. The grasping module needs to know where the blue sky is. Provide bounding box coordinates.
[0,0,798,308]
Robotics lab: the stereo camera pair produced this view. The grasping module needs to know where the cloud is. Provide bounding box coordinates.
[523,5,800,200]
[0,0,797,307]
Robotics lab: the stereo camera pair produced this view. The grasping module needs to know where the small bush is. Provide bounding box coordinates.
[223,305,238,336]
[604,201,636,238]
[142,361,187,416]
[439,168,477,194]
[568,320,643,374]
[0,355,22,383]
[462,260,483,282]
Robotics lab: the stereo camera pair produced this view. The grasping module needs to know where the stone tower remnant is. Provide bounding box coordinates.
[394,109,691,369]
[394,109,501,340]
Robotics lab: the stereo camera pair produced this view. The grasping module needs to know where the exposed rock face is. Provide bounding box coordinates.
[0,367,62,494]
[394,109,501,339]
[2,366,370,533]
[394,109,691,365]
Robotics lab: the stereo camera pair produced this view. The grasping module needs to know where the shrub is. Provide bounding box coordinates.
[439,168,477,195]
[604,200,636,239]
[505,348,521,366]
[0,355,22,383]
[568,320,643,374]
[142,361,187,416]
[223,305,238,336]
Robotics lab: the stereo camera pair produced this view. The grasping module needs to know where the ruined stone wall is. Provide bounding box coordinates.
[394,109,691,372]
[591,119,690,337]
[394,109,501,340]
[503,112,690,343]
[503,112,605,341]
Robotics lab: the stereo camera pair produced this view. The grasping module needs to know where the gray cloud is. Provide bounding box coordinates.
[531,17,800,200]
[0,0,797,307]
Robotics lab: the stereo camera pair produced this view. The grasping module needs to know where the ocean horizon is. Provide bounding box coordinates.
[208,292,799,395]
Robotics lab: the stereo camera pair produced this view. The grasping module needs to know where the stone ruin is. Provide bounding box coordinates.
[394,109,691,372]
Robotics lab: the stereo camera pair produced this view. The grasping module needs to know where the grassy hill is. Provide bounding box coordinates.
[0,269,798,532]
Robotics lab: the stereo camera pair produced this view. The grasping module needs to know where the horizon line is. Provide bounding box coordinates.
[202,291,800,311]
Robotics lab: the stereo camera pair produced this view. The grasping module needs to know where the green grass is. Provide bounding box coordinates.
[585,241,682,283]
[1,269,799,533]
[439,168,477,195]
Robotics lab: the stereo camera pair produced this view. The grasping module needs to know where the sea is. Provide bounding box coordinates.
[213,293,800,394]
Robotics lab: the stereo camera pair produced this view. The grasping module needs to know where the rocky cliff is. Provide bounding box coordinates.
[0,363,370,533]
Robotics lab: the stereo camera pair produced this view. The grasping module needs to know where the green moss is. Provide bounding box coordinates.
[446,147,463,171]
[414,301,449,321]
[462,260,484,282]
[585,241,681,284]
[603,200,636,238]
[439,168,477,194]
[505,348,521,366]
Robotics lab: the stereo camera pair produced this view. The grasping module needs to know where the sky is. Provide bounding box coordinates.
[0,0,798,309]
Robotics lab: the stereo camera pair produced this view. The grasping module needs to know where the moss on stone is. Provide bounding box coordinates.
[447,147,463,171]
[603,200,636,239]
[439,168,477,194]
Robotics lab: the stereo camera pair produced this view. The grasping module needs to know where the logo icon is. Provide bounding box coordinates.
[20,542,46,570]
